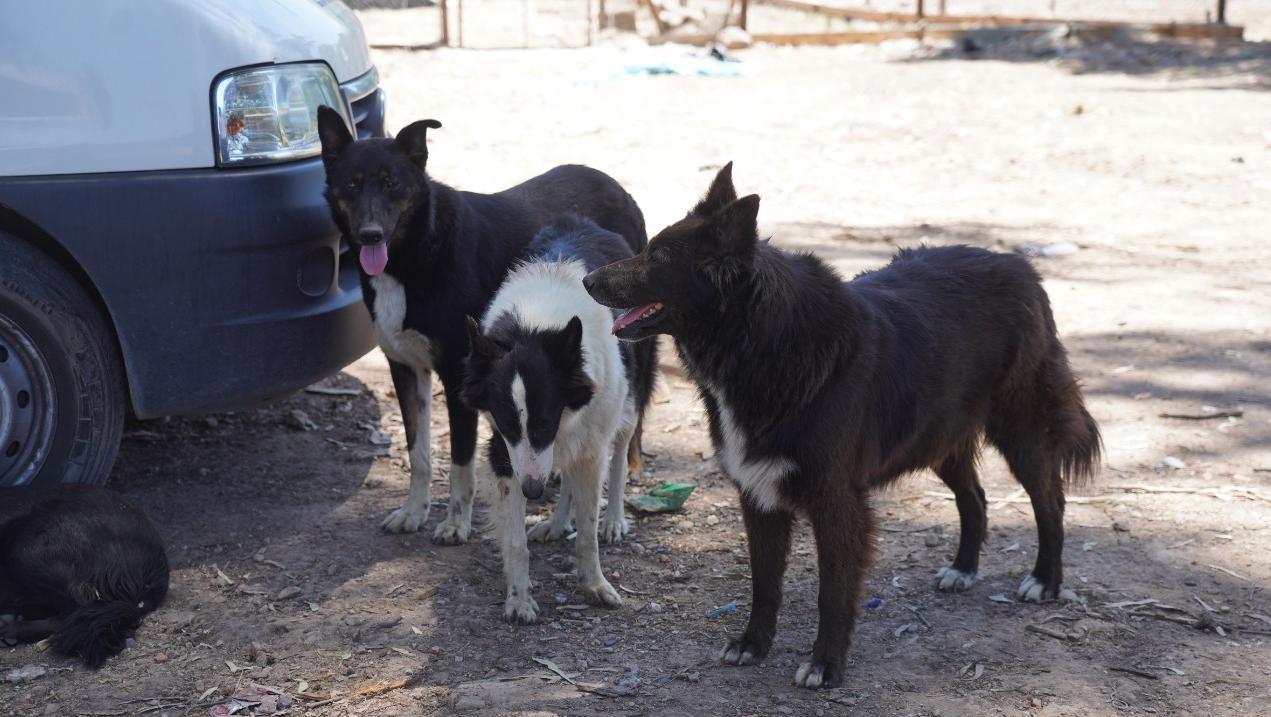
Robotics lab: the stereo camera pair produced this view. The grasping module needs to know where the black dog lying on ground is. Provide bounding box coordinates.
[584,164,1101,688]
[0,487,169,667]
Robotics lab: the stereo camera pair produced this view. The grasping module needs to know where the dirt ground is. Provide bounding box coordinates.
[5,29,1271,717]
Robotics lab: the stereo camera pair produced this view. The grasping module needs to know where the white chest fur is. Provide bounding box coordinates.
[707,387,796,512]
[369,274,434,373]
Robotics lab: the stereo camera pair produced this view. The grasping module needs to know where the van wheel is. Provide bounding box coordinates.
[0,236,125,486]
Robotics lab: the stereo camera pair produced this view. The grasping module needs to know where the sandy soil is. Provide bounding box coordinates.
[4,33,1271,717]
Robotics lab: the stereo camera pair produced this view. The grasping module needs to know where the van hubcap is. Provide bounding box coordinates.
[0,314,55,485]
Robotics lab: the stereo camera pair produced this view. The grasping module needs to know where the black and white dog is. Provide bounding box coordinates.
[463,215,654,622]
[1,487,169,667]
[583,164,1101,688]
[317,107,655,541]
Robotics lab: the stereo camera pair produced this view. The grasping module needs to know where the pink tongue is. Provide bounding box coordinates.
[612,304,656,334]
[359,243,389,275]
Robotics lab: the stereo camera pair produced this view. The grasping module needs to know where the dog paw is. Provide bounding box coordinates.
[581,580,622,608]
[935,567,978,593]
[1017,574,1079,603]
[718,636,768,666]
[432,515,473,545]
[504,592,539,625]
[381,505,430,534]
[527,519,572,543]
[794,661,838,689]
[599,515,630,544]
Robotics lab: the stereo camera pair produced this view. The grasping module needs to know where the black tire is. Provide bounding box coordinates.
[0,236,125,486]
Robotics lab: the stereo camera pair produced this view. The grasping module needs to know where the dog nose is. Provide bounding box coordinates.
[582,273,596,293]
[359,226,384,244]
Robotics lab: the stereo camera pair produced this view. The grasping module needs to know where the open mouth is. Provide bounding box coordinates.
[612,302,664,335]
[358,241,389,276]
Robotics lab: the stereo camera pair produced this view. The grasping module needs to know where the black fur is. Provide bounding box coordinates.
[584,164,1101,688]
[317,107,656,502]
[0,487,169,667]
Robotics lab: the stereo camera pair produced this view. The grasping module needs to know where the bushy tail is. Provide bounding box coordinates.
[1055,384,1103,486]
[50,600,146,668]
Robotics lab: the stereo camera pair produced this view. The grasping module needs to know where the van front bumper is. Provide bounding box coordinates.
[0,158,375,418]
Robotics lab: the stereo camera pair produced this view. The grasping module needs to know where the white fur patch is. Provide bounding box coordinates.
[708,388,796,512]
[935,567,977,592]
[370,274,433,372]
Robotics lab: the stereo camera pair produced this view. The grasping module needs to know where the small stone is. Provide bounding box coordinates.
[647,602,664,613]
[43,704,61,716]
[275,586,301,601]
[154,652,170,663]
[454,695,486,710]
[125,638,138,649]
[204,417,219,428]
[1112,522,1130,533]
[705,515,720,527]
[924,533,942,547]
[1162,456,1186,470]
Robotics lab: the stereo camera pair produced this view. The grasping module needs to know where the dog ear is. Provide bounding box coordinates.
[692,162,737,216]
[395,118,442,170]
[462,316,504,409]
[545,317,595,409]
[698,194,761,282]
[317,105,353,167]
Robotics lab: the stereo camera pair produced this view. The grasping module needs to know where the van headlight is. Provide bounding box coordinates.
[212,63,351,166]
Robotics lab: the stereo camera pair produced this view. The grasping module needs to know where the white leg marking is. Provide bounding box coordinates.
[599,423,635,545]
[382,372,433,534]
[569,454,621,608]
[794,662,825,689]
[1017,574,1079,603]
[934,567,978,593]
[497,478,537,624]
[719,643,759,666]
[433,461,476,545]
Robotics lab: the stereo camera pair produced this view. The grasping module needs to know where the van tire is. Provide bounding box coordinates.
[0,235,125,486]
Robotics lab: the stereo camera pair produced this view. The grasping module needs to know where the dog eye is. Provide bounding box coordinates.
[345,179,358,190]
[383,175,396,189]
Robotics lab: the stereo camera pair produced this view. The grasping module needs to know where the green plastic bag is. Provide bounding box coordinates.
[626,482,696,513]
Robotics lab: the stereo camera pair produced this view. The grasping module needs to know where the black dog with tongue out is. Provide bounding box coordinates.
[316,106,656,543]
[583,163,1101,688]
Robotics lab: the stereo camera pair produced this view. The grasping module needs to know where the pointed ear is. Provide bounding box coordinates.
[462,316,503,409]
[395,118,442,170]
[692,161,737,216]
[546,317,594,410]
[697,194,761,283]
[317,105,353,167]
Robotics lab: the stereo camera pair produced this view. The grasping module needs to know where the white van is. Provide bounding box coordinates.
[0,1,382,486]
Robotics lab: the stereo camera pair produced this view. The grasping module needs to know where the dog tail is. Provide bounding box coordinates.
[1054,380,1103,487]
[50,599,150,668]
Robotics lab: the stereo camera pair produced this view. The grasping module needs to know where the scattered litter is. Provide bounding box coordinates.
[1110,365,1136,374]
[704,601,737,618]
[863,597,883,609]
[988,594,1015,604]
[626,482,696,513]
[213,564,234,586]
[4,665,46,683]
[1026,623,1073,641]
[208,683,292,716]
[1082,541,1098,552]
[367,428,393,446]
[1247,613,1271,627]
[958,662,985,679]
[1208,564,1250,582]
[603,638,619,647]
[645,602,664,614]
[288,409,317,432]
[894,623,915,637]
[555,592,568,604]
[1015,241,1080,258]
[1162,456,1186,470]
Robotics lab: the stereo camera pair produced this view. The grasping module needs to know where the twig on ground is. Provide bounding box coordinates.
[1109,666,1158,680]
[907,605,931,629]
[1026,623,1072,641]
[1159,410,1242,420]
[1208,564,1251,582]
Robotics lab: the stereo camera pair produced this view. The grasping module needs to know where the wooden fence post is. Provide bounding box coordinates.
[1217,0,1227,24]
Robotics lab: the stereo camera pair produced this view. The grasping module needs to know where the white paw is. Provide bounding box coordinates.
[432,515,473,545]
[581,579,622,608]
[504,591,539,625]
[794,662,826,689]
[527,518,572,543]
[1017,574,1079,603]
[381,504,430,534]
[719,644,758,666]
[935,567,978,593]
[599,515,630,544]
